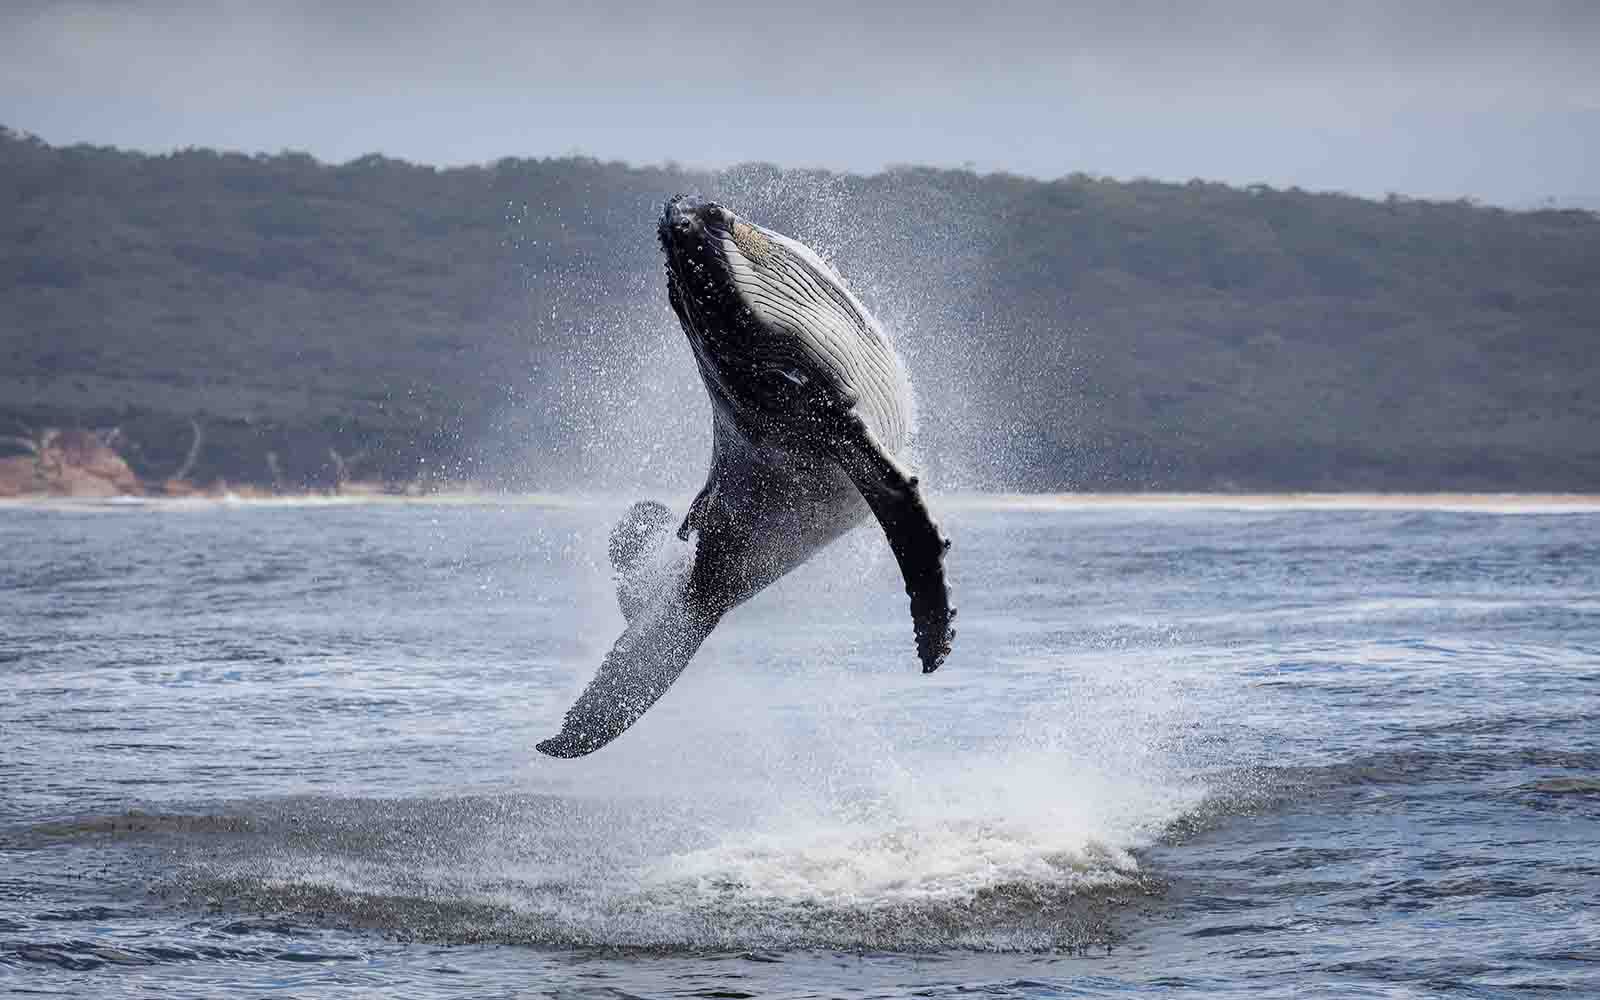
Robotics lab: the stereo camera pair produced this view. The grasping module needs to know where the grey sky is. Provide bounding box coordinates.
[3,0,1597,205]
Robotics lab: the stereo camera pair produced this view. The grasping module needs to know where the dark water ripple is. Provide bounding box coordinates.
[1,502,1598,997]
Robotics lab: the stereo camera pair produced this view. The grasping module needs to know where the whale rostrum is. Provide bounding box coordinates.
[535,196,955,758]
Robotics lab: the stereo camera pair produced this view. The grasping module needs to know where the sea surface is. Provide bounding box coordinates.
[2,498,1597,998]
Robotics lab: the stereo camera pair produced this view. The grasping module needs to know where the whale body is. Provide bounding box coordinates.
[536,196,955,758]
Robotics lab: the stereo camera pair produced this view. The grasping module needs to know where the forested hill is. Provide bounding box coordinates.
[3,125,1597,493]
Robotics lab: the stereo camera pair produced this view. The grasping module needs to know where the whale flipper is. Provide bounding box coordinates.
[828,409,956,673]
[537,561,722,758]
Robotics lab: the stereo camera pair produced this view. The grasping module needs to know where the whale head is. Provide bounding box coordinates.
[656,194,764,349]
[656,195,908,448]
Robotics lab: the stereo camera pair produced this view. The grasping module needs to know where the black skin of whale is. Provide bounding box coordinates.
[536,197,955,758]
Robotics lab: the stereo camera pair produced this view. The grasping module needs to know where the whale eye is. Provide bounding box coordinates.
[702,204,730,226]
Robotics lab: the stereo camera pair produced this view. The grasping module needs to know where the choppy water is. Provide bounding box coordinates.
[2,498,1597,998]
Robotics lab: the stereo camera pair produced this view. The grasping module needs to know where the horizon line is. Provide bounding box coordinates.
[5,123,1592,214]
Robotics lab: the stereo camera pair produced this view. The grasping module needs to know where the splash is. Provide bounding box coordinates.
[492,164,1020,494]
[148,552,1213,952]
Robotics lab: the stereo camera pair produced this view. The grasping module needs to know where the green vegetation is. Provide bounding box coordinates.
[2,125,1596,491]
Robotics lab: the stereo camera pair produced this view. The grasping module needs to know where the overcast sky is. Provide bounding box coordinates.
[2,0,1596,205]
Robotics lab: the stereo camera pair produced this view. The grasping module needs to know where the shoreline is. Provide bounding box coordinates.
[4,491,1600,514]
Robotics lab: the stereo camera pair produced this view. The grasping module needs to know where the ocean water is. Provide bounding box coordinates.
[1,498,1596,998]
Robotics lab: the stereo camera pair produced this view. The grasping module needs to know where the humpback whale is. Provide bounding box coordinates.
[536,196,955,758]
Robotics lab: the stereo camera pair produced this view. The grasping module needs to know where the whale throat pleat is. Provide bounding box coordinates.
[734,260,904,447]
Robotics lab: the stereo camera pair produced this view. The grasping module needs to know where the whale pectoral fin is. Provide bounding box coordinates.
[828,411,956,673]
[537,561,722,758]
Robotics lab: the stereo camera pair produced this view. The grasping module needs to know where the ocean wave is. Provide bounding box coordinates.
[158,779,1169,952]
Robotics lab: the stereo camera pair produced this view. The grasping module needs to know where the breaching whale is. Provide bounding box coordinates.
[536,196,955,758]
